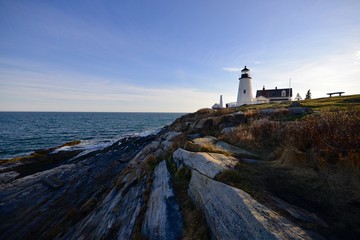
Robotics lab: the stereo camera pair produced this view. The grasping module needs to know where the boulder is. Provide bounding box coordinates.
[221,111,246,125]
[188,170,312,240]
[194,118,215,131]
[142,161,183,240]
[258,108,287,115]
[220,127,236,135]
[288,107,312,115]
[191,136,217,146]
[160,131,182,151]
[173,148,238,179]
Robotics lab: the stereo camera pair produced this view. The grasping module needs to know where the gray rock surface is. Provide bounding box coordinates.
[160,131,182,151]
[268,194,328,228]
[0,171,20,184]
[189,170,312,240]
[191,136,217,146]
[142,160,183,240]
[220,127,236,135]
[173,148,238,178]
[215,141,260,158]
[188,136,260,159]
[0,135,156,239]
[65,166,147,240]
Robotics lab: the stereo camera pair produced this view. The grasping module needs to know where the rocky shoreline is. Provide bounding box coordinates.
[0,104,357,239]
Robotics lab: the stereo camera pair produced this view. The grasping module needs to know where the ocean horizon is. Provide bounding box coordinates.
[0,112,185,160]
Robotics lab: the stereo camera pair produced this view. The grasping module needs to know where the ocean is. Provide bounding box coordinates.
[0,112,185,160]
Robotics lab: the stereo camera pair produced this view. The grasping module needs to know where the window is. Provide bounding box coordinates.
[281,90,286,97]
[243,90,246,94]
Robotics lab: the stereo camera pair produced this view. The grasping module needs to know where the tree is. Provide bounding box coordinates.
[294,93,302,101]
[305,89,311,100]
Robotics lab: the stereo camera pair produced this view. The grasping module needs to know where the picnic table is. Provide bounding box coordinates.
[326,92,344,97]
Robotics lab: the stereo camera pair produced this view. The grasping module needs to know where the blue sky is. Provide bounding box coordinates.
[0,0,359,112]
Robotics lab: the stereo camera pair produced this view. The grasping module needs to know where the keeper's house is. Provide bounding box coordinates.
[256,86,292,102]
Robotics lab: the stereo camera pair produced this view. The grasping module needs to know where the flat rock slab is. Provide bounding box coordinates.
[173,148,238,179]
[0,171,19,184]
[189,170,312,240]
[191,136,217,145]
[190,136,259,159]
[142,160,183,240]
[215,141,260,158]
[268,194,328,228]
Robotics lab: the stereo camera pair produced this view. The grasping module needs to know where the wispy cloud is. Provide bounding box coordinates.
[222,67,241,72]
[0,61,218,112]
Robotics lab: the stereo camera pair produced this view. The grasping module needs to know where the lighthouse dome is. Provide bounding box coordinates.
[241,66,249,72]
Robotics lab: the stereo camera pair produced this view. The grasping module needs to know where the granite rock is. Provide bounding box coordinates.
[142,160,183,240]
[173,148,238,178]
[189,170,312,240]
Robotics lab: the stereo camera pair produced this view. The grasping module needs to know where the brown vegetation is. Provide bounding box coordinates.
[216,101,360,239]
[166,158,209,239]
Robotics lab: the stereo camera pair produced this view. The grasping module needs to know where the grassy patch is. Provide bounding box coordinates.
[166,158,209,239]
[300,95,360,111]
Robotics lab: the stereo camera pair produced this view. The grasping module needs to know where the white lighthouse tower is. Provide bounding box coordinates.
[236,66,254,106]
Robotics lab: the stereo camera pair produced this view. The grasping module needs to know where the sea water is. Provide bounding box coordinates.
[0,112,185,160]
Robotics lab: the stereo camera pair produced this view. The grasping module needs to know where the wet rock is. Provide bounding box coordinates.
[0,171,19,184]
[142,161,183,240]
[189,170,312,240]
[173,148,238,178]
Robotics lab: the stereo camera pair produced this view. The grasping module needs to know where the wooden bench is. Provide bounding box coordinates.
[327,92,344,97]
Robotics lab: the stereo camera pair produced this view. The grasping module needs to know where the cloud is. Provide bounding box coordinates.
[355,50,360,66]
[222,67,241,72]
[0,62,218,112]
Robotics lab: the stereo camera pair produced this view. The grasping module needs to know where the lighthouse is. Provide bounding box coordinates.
[236,66,254,106]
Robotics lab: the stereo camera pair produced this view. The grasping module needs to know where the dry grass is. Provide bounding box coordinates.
[166,158,209,239]
[216,101,360,239]
[281,107,360,170]
[184,141,230,156]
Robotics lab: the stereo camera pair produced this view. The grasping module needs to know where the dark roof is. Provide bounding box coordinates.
[241,66,249,72]
[256,88,293,98]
